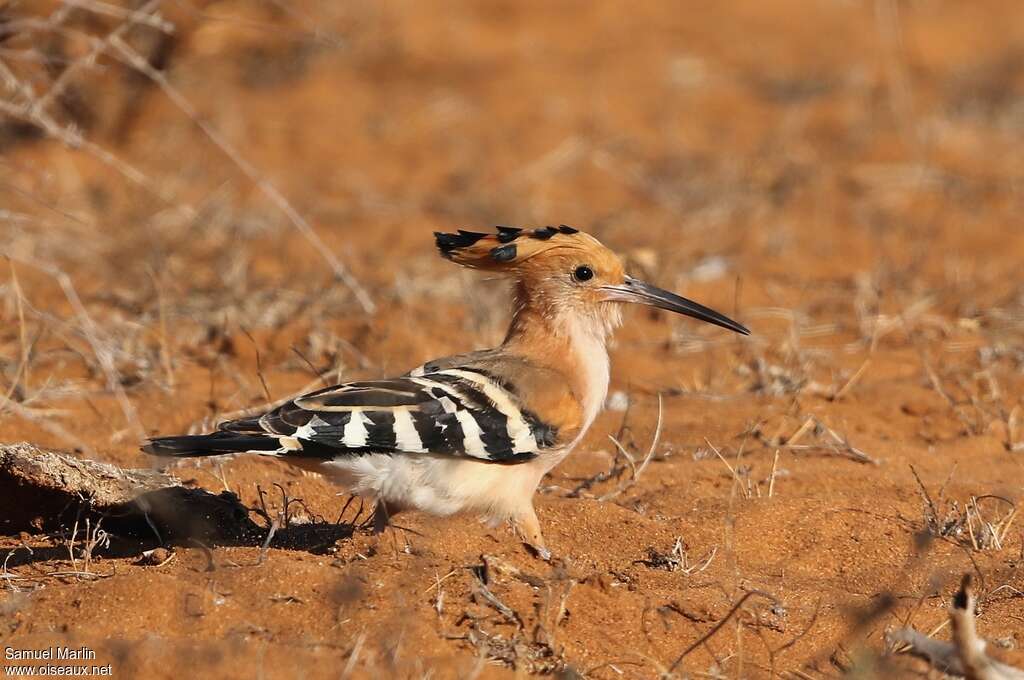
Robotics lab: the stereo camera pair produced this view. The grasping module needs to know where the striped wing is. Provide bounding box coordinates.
[219,369,557,462]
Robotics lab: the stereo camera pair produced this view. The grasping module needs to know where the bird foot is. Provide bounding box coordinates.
[511,511,551,562]
[523,541,552,562]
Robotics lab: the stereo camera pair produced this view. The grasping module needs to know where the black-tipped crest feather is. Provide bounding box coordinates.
[433,225,589,269]
[434,229,487,257]
[496,226,523,242]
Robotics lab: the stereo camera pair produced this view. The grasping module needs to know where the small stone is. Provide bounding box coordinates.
[606,391,629,411]
[137,547,172,566]
[901,400,933,417]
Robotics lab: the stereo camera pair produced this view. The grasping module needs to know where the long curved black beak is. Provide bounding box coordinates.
[602,276,750,335]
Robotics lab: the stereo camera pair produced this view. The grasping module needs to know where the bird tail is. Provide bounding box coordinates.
[142,432,280,457]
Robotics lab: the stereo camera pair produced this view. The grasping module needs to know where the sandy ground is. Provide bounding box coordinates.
[2,1,1024,677]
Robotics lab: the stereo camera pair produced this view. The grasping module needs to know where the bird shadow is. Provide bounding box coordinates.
[1,485,366,569]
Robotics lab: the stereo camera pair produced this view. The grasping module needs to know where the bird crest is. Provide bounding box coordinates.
[434,225,601,271]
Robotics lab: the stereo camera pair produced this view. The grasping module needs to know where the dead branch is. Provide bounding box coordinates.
[0,441,259,540]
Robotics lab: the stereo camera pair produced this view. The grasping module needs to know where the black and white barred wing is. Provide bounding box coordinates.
[220,370,557,463]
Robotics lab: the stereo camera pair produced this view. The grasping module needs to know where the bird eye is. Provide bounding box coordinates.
[572,265,594,282]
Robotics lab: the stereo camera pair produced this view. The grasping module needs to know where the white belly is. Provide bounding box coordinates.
[293,453,557,522]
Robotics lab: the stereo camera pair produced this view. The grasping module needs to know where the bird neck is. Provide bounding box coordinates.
[501,280,613,352]
[501,281,615,435]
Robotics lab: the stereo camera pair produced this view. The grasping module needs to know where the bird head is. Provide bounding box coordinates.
[435,226,749,336]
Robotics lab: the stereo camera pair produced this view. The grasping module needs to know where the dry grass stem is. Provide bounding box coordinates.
[8,256,148,442]
[831,358,872,401]
[106,34,375,314]
[598,394,663,501]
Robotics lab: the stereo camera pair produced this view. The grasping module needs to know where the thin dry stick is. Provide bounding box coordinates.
[923,360,955,407]
[1008,405,1022,451]
[60,0,175,32]
[598,394,663,501]
[634,393,663,480]
[0,67,189,213]
[785,416,815,446]
[290,346,331,389]
[240,326,273,403]
[0,261,36,410]
[820,420,877,464]
[147,268,176,390]
[783,416,877,464]
[9,259,30,392]
[2,379,98,457]
[832,358,872,401]
[705,438,749,500]
[108,35,375,314]
[607,436,637,479]
[54,269,147,441]
[340,633,366,680]
[422,569,459,595]
[8,256,147,442]
[30,0,162,116]
[767,449,780,498]
[909,464,940,532]
[257,519,279,565]
[668,590,780,674]
[188,376,325,433]
[0,179,94,228]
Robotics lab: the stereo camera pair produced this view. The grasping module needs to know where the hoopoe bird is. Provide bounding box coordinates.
[144,226,748,556]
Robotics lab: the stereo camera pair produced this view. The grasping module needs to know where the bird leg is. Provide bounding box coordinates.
[370,500,390,534]
[513,506,551,561]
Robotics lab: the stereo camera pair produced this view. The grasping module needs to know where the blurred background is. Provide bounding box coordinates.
[3,0,1022,451]
[1,1,1023,677]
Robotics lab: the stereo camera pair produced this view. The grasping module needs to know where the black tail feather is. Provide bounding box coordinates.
[142,432,279,457]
